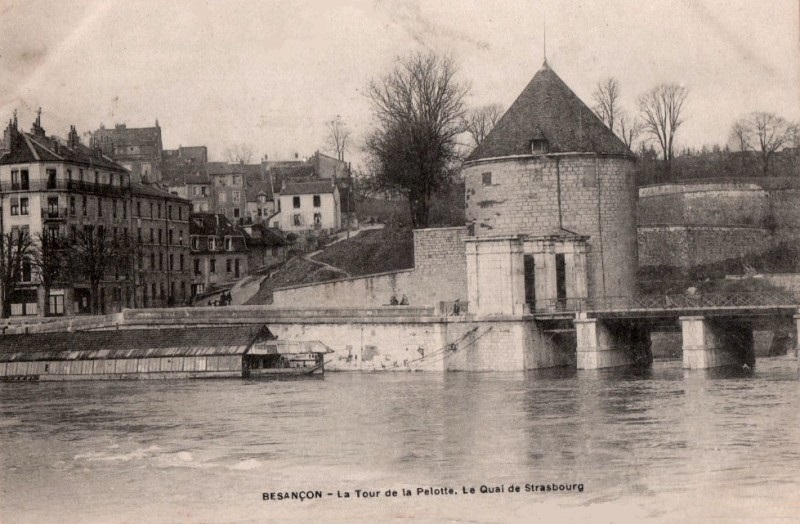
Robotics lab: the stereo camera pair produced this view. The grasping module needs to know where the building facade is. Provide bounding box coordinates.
[0,113,191,316]
[90,122,164,182]
[189,213,248,296]
[275,180,341,233]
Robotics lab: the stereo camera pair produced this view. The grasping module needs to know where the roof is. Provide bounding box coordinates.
[130,182,189,203]
[466,64,632,163]
[0,325,271,362]
[92,124,162,149]
[0,131,128,172]
[206,162,246,176]
[244,224,287,247]
[190,212,242,236]
[280,180,335,196]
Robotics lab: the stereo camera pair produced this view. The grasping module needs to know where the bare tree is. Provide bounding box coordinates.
[364,51,469,228]
[29,231,70,316]
[729,118,752,153]
[224,143,254,164]
[638,83,689,174]
[747,112,798,174]
[0,230,33,318]
[617,112,644,150]
[69,226,114,315]
[325,115,351,162]
[592,77,621,132]
[462,103,504,147]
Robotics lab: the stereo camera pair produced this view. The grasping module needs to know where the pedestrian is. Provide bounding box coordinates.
[452,299,461,316]
[400,295,408,305]
[390,294,399,306]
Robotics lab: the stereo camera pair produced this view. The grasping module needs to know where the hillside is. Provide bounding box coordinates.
[246,227,415,305]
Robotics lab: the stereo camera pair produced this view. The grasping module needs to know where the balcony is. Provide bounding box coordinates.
[41,207,69,221]
[0,179,130,197]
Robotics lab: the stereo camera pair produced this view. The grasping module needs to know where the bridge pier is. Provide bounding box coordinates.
[680,316,755,369]
[574,317,651,369]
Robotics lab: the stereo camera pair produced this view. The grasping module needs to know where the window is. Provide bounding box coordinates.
[178,207,183,220]
[218,193,227,204]
[67,169,72,183]
[233,175,241,185]
[313,213,322,226]
[82,195,87,216]
[137,201,142,217]
[109,173,115,186]
[69,196,76,215]
[192,237,200,250]
[150,228,155,243]
[21,257,32,282]
[292,214,301,226]
[11,170,19,190]
[122,201,127,219]
[158,229,163,245]
[168,205,172,219]
[10,198,19,216]
[137,227,142,244]
[232,191,241,203]
[193,186,201,196]
[21,169,29,190]
[97,198,103,217]
[209,238,217,251]
[531,139,548,155]
[94,171,99,184]
[46,168,57,189]
[194,259,201,273]
[150,203,154,218]
[179,230,183,244]
[313,195,321,207]
[225,237,233,251]
[179,254,184,271]
[169,229,174,245]
[226,259,232,273]
[47,196,59,216]
[209,259,216,273]
[169,254,174,271]
[48,294,65,316]
[158,203,162,219]
[20,197,29,215]
[482,172,492,186]
[159,253,163,271]
[293,196,300,208]
[79,169,84,182]
[112,199,117,218]
[233,208,240,218]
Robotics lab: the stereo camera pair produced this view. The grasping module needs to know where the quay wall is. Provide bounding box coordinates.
[273,227,468,308]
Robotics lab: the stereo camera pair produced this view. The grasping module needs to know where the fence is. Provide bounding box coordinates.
[533,292,799,315]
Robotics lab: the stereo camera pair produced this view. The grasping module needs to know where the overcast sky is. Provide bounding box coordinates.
[1,0,798,166]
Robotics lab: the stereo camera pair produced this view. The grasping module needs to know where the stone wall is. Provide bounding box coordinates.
[637,183,768,227]
[273,227,468,308]
[637,225,771,268]
[463,155,637,299]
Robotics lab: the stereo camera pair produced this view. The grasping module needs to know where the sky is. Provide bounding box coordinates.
[0,0,798,167]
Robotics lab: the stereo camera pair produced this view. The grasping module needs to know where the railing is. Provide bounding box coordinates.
[41,207,69,220]
[0,179,130,197]
[532,292,799,315]
[438,300,469,316]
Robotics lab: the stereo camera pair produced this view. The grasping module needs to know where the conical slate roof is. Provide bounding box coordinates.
[466,63,632,162]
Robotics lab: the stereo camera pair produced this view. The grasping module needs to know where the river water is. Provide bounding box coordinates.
[1,357,799,524]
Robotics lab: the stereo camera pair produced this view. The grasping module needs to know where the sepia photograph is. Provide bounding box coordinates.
[0,1,798,522]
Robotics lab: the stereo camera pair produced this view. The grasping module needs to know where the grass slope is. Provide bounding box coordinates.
[246,227,415,305]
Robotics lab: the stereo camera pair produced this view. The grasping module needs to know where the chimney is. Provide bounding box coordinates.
[30,107,46,138]
[68,125,80,148]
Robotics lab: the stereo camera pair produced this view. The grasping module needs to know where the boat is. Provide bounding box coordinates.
[243,340,332,378]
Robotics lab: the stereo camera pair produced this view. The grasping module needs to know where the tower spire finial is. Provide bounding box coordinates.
[542,11,548,69]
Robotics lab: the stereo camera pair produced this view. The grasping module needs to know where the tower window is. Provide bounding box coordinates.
[481,172,492,186]
[531,139,548,155]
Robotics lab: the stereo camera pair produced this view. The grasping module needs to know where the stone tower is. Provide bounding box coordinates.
[462,63,637,315]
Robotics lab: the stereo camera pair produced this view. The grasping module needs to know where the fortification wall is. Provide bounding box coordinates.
[637,183,768,227]
[463,155,637,298]
[273,227,468,308]
[638,225,771,267]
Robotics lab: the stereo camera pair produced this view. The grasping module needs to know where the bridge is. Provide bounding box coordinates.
[529,292,799,370]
